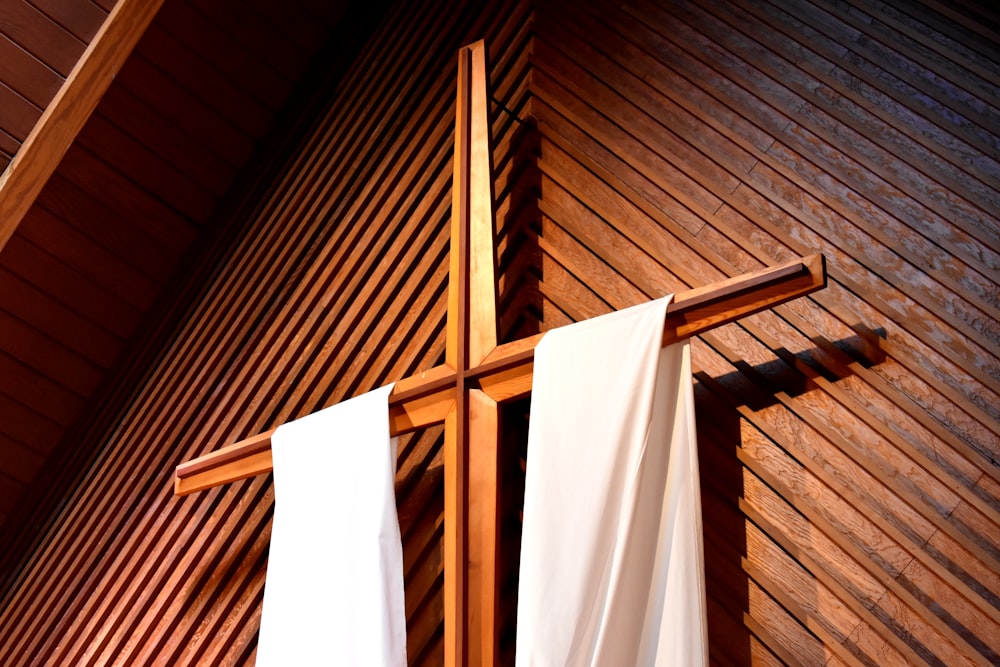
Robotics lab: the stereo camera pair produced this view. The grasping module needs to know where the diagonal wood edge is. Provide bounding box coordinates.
[0,0,165,252]
[173,253,826,495]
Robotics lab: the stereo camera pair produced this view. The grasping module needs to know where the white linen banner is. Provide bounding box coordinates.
[256,383,406,667]
[515,297,707,666]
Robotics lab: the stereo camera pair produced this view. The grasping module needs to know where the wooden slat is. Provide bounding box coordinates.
[701,0,1000,251]
[0,435,44,486]
[14,206,161,310]
[0,83,40,144]
[0,1,86,75]
[0,268,122,368]
[3,0,386,652]
[0,235,143,338]
[0,36,61,108]
[0,310,102,398]
[113,55,256,168]
[0,3,486,662]
[192,0,314,79]
[534,11,998,395]
[135,24,274,139]
[530,0,999,663]
[25,0,106,42]
[0,394,62,457]
[35,175,177,283]
[73,113,218,224]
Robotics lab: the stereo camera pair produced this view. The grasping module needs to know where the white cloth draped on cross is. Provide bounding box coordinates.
[256,383,407,667]
[255,297,707,666]
[516,296,708,666]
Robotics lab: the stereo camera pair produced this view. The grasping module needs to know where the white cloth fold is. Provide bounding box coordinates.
[256,383,406,667]
[515,297,707,666]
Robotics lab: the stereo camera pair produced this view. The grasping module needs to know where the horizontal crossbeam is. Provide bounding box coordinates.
[173,252,825,495]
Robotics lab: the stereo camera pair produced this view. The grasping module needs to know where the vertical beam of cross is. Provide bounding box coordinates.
[444,40,502,667]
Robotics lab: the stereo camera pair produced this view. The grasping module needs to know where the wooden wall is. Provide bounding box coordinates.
[0,0,997,665]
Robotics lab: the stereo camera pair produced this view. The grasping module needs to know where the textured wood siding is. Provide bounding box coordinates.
[529,1,999,664]
[0,0,996,665]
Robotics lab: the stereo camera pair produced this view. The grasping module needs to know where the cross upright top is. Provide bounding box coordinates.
[174,39,825,667]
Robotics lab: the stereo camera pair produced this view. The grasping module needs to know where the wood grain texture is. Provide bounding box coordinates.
[0,0,996,665]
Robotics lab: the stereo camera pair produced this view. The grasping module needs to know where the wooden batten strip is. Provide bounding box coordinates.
[740,458,997,662]
[773,0,999,140]
[167,3,512,470]
[124,0,449,470]
[698,316,996,555]
[744,560,871,666]
[695,0,1000,251]
[561,0,999,313]
[811,0,1000,110]
[534,97,998,481]
[746,312,1000,527]
[897,0,1000,64]
[584,158,998,667]
[0,0,165,252]
[48,15,462,667]
[862,2,1000,90]
[612,0,1000,262]
[702,350,999,628]
[775,299,1000,481]
[0,0,430,656]
[699,365,989,662]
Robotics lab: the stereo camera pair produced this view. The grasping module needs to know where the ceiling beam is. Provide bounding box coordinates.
[0,0,165,252]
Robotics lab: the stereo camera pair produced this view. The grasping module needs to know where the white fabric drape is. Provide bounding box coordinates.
[256,383,406,667]
[515,297,707,667]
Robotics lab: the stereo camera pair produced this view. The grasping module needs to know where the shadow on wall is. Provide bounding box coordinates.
[695,326,885,665]
[496,118,543,344]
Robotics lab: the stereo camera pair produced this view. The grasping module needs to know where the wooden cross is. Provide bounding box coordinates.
[174,40,826,667]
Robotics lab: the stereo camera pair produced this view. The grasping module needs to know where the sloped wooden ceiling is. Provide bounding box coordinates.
[0,0,369,534]
[0,0,997,665]
[0,0,110,171]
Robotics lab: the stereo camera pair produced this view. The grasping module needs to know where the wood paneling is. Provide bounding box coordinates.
[0,0,358,538]
[0,0,996,665]
[0,1,523,663]
[527,0,998,663]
